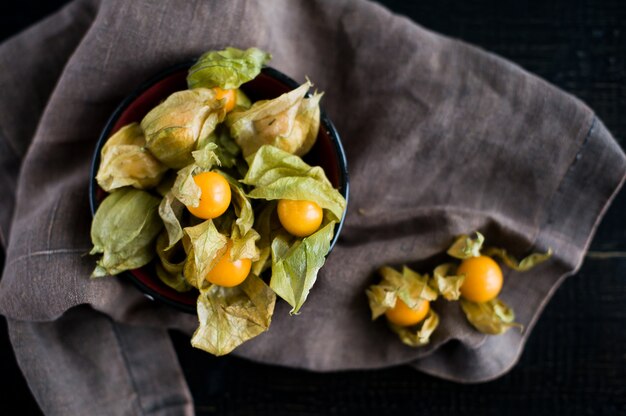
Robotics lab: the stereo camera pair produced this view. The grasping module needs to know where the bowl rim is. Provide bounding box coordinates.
[89,62,349,314]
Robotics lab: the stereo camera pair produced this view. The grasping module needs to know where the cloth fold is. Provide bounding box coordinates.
[7,306,193,415]
[0,0,625,411]
[0,0,97,249]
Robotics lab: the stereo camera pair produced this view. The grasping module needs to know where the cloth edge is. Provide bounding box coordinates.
[410,115,626,383]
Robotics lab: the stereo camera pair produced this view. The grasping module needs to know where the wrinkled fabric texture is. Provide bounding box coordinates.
[7,307,193,416]
[0,0,625,412]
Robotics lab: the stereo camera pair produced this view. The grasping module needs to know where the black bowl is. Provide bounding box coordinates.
[89,63,349,314]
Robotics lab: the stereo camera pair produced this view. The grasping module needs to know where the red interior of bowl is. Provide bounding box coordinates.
[97,68,344,308]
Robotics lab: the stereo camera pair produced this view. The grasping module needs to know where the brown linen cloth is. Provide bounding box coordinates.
[1,0,625,413]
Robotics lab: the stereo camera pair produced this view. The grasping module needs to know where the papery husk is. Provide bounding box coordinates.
[142,88,222,169]
[366,266,438,318]
[191,274,276,356]
[389,309,440,347]
[433,263,465,301]
[447,232,485,259]
[182,220,228,289]
[250,201,283,276]
[155,233,192,292]
[158,191,185,249]
[460,298,522,335]
[482,246,553,271]
[187,47,271,90]
[96,123,167,191]
[243,145,346,221]
[227,82,322,157]
[90,188,163,277]
[270,222,335,315]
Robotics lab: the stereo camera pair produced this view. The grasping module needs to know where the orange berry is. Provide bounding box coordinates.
[213,87,236,112]
[385,299,430,327]
[277,199,323,237]
[205,241,251,287]
[458,255,503,303]
[187,171,231,219]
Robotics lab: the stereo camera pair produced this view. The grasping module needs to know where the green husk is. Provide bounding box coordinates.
[187,47,271,90]
[446,232,485,259]
[197,126,241,169]
[227,82,322,157]
[460,298,522,335]
[230,227,260,263]
[156,263,192,292]
[90,188,163,277]
[243,145,346,221]
[141,88,222,169]
[191,142,221,169]
[191,274,276,356]
[433,263,465,301]
[482,247,553,271]
[366,265,439,346]
[247,176,344,220]
[250,201,284,276]
[270,221,335,314]
[367,266,437,320]
[234,89,252,111]
[155,233,192,292]
[222,172,260,262]
[223,173,253,236]
[95,123,168,192]
[244,144,329,184]
[158,191,185,249]
[171,164,202,208]
[156,234,186,275]
[366,266,438,315]
[389,309,440,347]
[170,144,221,209]
[182,220,228,289]
[365,282,399,320]
[396,266,438,308]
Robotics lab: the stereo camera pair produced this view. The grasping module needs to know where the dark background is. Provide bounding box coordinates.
[1,0,625,415]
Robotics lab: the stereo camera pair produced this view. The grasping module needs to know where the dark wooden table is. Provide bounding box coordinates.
[1,1,625,415]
